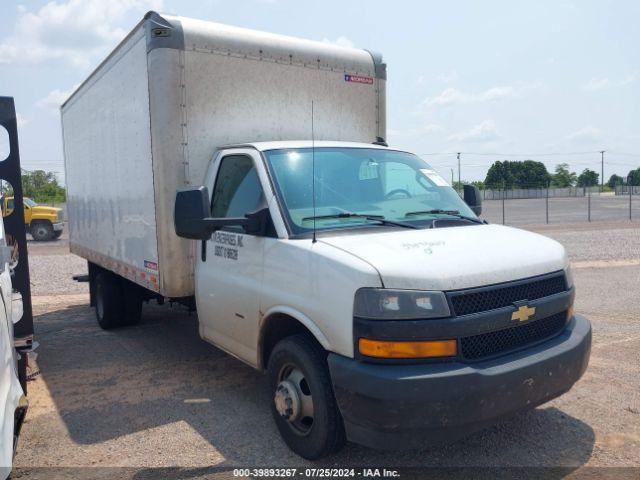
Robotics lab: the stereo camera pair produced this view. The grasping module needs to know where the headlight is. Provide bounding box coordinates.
[565,265,574,289]
[354,288,450,320]
[57,211,64,222]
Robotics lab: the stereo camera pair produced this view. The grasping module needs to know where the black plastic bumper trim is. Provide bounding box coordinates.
[330,314,591,450]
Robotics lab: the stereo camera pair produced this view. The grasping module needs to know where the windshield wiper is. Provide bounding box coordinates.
[302,212,419,229]
[404,209,485,224]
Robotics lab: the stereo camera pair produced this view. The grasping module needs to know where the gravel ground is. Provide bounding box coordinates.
[12,221,640,477]
[529,223,640,262]
[28,254,87,296]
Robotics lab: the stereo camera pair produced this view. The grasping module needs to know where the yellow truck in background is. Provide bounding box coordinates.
[1,196,64,241]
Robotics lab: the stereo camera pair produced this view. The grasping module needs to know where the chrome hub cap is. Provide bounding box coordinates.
[276,365,315,434]
[274,379,300,421]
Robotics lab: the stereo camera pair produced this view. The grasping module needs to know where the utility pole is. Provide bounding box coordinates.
[600,150,605,192]
[450,168,454,187]
[457,152,461,192]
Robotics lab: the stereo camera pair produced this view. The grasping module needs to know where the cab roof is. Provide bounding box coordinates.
[218,141,404,153]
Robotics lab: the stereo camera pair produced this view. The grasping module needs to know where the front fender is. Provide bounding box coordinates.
[258,305,332,367]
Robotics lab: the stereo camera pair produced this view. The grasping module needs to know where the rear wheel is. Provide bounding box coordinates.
[30,222,54,241]
[95,272,125,329]
[267,334,345,459]
[94,272,144,329]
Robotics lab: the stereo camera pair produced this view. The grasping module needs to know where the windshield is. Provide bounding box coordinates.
[263,147,476,234]
[24,198,37,208]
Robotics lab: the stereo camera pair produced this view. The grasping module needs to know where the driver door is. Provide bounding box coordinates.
[195,152,268,366]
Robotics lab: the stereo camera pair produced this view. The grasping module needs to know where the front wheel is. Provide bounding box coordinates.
[30,222,54,241]
[267,334,345,459]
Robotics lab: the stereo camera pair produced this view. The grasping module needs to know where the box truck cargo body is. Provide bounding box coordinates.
[63,13,591,460]
[62,11,386,297]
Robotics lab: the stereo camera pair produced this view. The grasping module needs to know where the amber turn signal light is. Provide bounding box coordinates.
[358,338,457,359]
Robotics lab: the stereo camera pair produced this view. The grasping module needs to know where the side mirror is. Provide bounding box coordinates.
[174,186,211,240]
[174,186,272,240]
[463,185,482,216]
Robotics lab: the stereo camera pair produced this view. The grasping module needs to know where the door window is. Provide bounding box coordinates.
[211,155,264,230]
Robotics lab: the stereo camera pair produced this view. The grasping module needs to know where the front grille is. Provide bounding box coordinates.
[449,273,566,316]
[460,311,568,361]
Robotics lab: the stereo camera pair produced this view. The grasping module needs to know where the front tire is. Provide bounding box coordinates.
[267,334,345,459]
[30,222,54,241]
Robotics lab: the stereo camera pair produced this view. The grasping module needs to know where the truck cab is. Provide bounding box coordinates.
[174,141,591,459]
[1,196,63,241]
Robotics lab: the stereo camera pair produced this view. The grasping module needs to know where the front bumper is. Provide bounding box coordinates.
[53,222,64,232]
[328,314,591,450]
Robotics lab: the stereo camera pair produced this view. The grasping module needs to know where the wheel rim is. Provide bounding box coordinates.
[96,282,105,319]
[275,364,314,435]
[35,226,48,238]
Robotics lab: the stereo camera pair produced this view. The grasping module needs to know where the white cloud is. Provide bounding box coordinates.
[37,85,79,110]
[582,74,638,92]
[0,0,163,67]
[436,70,459,83]
[426,87,467,107]
[566,126,601,143]
[388,123,444,137]
[582,78,611,92]
[321,36,355,49]
[424,83,539,107]
[421,123,444,134]
[447,120,500,143]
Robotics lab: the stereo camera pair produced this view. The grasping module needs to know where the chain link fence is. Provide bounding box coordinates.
[8,192,640,231]
[477,186,638,226]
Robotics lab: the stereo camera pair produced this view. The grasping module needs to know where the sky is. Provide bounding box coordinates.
[0,0,639,184]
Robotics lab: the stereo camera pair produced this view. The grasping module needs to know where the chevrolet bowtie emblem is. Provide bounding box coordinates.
[511,305,536,322]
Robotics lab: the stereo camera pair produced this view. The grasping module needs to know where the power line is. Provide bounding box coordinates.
[608,151,640,157]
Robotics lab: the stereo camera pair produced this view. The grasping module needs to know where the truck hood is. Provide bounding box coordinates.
[33,206,61,216]
[319,224,568,291]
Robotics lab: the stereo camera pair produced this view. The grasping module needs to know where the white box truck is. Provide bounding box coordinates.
[63,12,591,459]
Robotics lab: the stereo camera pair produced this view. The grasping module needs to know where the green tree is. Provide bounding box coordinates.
[576,168,599,187]
[19,170,66,203]
[607,174,624,189]
[485,161,514,189]
[627,167,640,186]
[551,163,577,188]
[484,160,550,189]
